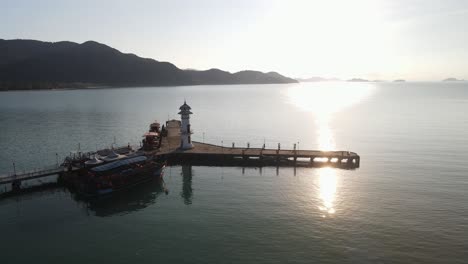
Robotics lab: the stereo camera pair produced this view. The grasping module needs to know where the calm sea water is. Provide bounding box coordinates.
[0,82,467,263]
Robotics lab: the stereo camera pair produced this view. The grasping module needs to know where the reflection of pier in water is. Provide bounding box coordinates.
[181,165,193,205]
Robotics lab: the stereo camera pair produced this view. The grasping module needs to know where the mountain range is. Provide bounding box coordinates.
[0,39,297,90]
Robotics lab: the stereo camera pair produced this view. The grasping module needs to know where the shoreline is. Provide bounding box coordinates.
[1,80,466,92]
[0,82,299,92]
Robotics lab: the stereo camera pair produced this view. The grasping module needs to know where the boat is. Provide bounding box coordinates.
[75,155,166,197]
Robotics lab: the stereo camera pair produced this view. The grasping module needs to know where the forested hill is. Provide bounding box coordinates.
[0,39,297,90]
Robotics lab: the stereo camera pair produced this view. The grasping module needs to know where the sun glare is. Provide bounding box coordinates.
[287,82,375,116]
[287,82,375,150]
[243,0,395,78]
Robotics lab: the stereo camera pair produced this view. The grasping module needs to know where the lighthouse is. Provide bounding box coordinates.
[178,100,194,149]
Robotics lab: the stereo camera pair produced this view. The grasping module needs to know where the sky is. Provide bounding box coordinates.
[2,0,468,81]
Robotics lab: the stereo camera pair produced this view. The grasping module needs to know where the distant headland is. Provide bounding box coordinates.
[0,39,297,91]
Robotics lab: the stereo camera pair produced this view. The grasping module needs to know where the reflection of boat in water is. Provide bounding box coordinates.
[74,155,166,197]
[76,177,166,217]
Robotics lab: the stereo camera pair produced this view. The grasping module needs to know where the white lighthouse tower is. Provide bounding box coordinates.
[178,100,194,149]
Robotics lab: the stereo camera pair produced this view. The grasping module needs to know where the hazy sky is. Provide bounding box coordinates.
[2,0,468,80]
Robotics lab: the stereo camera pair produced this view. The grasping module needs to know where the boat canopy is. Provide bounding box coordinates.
[85,155,103,165]
[103,150,125,161]
[92,156,148,172]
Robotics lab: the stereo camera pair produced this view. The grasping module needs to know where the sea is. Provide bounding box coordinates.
[0,82,467,263]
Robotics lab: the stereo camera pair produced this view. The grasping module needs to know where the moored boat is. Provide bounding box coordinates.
[75,155,166,197]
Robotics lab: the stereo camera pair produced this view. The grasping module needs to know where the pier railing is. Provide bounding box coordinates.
[0,165,64,185]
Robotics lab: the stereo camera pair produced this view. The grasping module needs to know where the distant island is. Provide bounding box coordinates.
[443,77,464,82]
[347,78,369,82]
[0,39,297,90]
[300,77,393,83]
[299,77,409,83]
[296,77,341,82]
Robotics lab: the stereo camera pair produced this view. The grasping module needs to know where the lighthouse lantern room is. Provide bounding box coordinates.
[178,100,194,149]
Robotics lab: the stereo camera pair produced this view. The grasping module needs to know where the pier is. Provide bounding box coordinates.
[161,142,359,168]
[0,166,64,185]
[155,124,359,168]
[154,109,360,168]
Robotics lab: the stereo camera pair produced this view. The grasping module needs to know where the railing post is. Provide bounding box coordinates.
[293,144,297,163]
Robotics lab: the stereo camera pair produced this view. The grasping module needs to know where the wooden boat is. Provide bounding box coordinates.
[76,155,165,197]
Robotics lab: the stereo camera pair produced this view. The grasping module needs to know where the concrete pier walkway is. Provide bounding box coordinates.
[154,121,360,168]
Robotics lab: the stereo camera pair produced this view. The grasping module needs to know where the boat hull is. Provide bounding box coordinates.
[77,163,165,197]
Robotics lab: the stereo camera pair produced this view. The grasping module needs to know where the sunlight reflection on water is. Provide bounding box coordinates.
[287,82,375,216]
[318,167,337,215]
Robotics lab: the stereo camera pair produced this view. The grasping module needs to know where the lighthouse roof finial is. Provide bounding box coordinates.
[179,100,192,113]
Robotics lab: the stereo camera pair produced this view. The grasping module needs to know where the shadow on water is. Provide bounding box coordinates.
[74,178,166,217]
